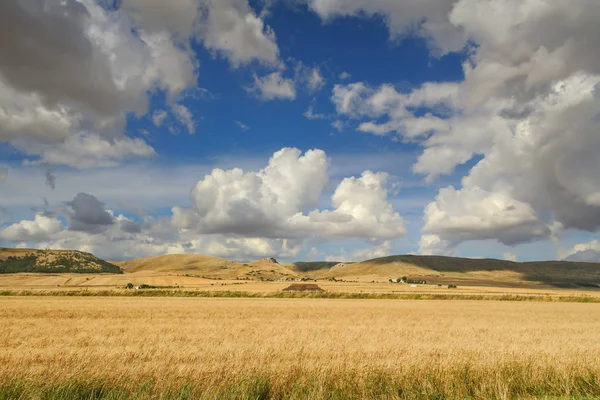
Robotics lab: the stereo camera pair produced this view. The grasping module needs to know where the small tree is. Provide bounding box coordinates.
[126,283,134,289]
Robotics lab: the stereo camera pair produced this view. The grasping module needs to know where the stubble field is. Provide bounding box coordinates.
[1,296,600,399]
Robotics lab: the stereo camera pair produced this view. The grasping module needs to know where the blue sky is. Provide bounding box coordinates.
[1,0,599,262]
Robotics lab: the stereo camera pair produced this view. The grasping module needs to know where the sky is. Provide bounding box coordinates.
[1,0,600,263]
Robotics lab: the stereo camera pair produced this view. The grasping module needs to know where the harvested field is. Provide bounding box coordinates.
[1,296,600,399]
[2,272,600,299]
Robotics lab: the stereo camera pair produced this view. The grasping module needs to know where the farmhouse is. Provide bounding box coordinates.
[282,283,324,292]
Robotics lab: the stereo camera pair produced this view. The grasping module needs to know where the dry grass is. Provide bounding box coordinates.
[1,297,600,399]
[1,273,599,301]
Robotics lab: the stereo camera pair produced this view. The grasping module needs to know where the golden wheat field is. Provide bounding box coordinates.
[1,296,600,399]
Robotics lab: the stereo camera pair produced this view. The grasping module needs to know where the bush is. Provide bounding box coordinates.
[126,283,134,289]
[448,284,458,289]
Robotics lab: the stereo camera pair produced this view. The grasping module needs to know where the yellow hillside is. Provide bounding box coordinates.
[310,255,600,287]
[115,254,299,280]
[116,254,240,273]
[310,260,434,282]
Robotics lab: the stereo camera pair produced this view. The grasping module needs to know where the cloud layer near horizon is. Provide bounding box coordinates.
[0,148,406,260]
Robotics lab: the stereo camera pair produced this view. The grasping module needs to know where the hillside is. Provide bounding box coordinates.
[115,255,299,280]
[7,246,598,289]
[0,248,123,274]
[313,255,600,288]
[114,253,600,287]
[116,254,241,273]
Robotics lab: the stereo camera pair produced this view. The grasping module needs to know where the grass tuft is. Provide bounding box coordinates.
[2,368,600,400]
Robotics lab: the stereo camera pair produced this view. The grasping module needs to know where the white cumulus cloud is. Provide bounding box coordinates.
[327,0,600,251]
[172,148,406,240]
[248,72,296,101]
[198,0,280,67]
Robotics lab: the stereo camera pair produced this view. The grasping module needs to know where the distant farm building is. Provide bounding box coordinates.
[282,284,324,292]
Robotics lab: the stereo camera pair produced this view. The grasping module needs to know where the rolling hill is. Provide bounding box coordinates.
[115,255,299,280]
[117,253,600,287]
[2,246,599,289]
[0,248,123,274]
[310,255,600,288]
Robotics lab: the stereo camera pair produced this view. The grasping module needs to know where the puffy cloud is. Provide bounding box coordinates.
[65,193,114,233]
[196,237,302,261]
[248,72,296,101]
[119,0,282,69]
[172,148,329,235]
[328,0,600,250]
[289,171,406,239]
[418,234,455,256]
[0,213,63,242]
[307,0,465,54]
[138,30,198,99]
[173,148,406,240]
[120,220,144,234]
[198,0,280,67]
[339,72,351,81]
[0,1,197,120]
[332,81,460,135]
[562,240,600,263]
[0,0,198,167]
[120,0,200,38]
[0,78,82,144]
[417,75,600,247]
[0,1,131,117]
[331,83,373,117]
[421,187,549,252]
